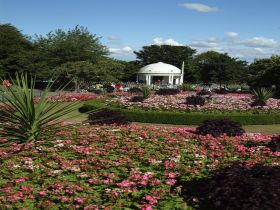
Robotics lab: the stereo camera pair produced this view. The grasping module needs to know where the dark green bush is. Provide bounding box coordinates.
[196,119,245,137]
[186,95,206,106]
[88,109,129,125]
[106,85,115,93]
[214,88,228,94]
[156,88,180,95]
[130,96,144,102]
[268,136,280,152]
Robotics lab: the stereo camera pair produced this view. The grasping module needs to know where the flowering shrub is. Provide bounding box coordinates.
[196,119,245,137]
[109,92,280,111]
[88,109,130,125]
[0,124,279,209]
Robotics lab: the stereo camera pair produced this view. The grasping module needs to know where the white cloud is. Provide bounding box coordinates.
[107,36,120,41]
[239,36,278,48]
[226,47,278,61]
[226,32,239,38]
[190,37,220,48]
[109,46,133,54]
[189,33,280,61]
[179,3,218,13]
[153,37,183,46]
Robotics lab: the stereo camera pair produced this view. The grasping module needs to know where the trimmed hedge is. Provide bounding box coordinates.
[83,99,280,125]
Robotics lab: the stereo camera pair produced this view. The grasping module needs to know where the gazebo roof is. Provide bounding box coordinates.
[138,62,181,74]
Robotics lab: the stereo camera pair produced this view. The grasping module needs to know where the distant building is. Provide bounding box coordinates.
[137,62,184,85]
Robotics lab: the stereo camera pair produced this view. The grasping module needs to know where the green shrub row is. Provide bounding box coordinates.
[83,99,280,125]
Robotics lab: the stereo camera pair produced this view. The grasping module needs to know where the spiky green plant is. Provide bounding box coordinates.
[0,73,80,143]
[141,86,151,99]
[251,88,274,106]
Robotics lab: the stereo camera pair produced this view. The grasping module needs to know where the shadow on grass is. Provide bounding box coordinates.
[178,162,280,210]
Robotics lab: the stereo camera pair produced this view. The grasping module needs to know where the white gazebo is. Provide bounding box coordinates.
[137,62,184,86]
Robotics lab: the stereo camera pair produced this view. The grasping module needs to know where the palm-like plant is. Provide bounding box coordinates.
[0,73,80,143]
[251,88,274,106]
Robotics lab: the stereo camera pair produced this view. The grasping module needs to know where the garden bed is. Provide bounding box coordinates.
[109,92,280,111]
[84,98,280,125]
[0,124,279,209]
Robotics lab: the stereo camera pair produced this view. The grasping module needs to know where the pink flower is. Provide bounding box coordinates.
[88,178,99,184]
[139,180,148,186]
[74,197,85,203]
[116,180,136,188]
[145,195,160,205]
[21,185,33,192]
[38,190,47,196]
[166,172,177,178]
[150,179,161,186]
[13,177,27,184]
[142,205,153,210]
[165,179,176,185]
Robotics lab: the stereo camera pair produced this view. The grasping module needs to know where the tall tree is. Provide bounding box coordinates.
[195,51,247,86]
[0,24,34,77]
[248,55,280,96]
[90,57,126,83]
[134,45,196,67]
[33,25,109,78]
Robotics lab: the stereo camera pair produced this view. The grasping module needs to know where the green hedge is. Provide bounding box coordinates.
[83,99,280,125]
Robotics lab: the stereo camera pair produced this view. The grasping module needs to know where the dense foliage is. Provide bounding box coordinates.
[156,89,181,95]
[196,119,245,137]
[194,51,248,86]
[134,45,196,68]
[0,24,34,77]
[248,55,280,97]
[186,95,206,106]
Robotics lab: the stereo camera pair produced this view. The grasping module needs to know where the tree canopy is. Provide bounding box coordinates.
[0,24,34,77]
[194,51,248,86]
[248,55,280,96]
[32,26,109,78]
[134,45,196,68]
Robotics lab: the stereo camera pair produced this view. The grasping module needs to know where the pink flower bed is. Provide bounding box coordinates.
[34,93,101,103]
[110,92,280,111]
[0,124,279,209]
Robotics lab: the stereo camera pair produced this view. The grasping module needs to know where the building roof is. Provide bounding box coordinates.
[138,62,182,74]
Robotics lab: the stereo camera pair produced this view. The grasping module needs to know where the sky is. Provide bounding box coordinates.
[1,0,280,62]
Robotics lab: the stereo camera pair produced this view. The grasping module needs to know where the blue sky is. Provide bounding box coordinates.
[1,0,280,61]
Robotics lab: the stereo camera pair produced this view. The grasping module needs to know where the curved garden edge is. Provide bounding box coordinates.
[83,99,280,125]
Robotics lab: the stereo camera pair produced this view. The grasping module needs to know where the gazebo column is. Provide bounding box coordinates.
[168,75,172,84]
[146,75,151,85]
[136,74,139,83]
[149,75,152,85]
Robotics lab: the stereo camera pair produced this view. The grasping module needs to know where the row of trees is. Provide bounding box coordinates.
[0,23,279,94]
[0,24,138,90]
